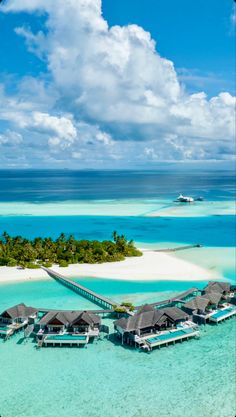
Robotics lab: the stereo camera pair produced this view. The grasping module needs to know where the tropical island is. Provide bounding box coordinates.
[0,231,142,269]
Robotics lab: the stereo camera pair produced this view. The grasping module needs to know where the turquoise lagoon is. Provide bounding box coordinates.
[0,170,235,417]
[0,278,235,417]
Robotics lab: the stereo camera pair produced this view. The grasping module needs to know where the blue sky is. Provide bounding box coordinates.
[0,0,235,168]
[103,0,235,95]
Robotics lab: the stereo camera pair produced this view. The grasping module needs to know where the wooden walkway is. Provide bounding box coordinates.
[41,267,119,310]
[37,269,199,314]
[135,287,199,310]
[153,244,202,253]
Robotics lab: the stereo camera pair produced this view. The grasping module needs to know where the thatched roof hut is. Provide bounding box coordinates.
[0,303,37,321]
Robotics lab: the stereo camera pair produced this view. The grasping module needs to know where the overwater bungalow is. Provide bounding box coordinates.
[36,310,101,347]
[183,293,222,315]
[114,305,198,351]
[183,292,236,324]
[0,303,37,338]
[202,281,233,299]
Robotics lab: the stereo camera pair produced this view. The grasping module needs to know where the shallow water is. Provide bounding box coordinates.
[0,170,235,417]
[0,279,235,417]
[0,199,234,217]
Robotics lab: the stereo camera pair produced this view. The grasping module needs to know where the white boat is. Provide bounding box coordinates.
[176,194,194,203]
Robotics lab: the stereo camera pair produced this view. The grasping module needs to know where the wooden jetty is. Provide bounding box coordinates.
[41,267,119,310]
[153,244,202,253]
[41,267,199,314]
[135,287,199,310]
[37,270,199,315]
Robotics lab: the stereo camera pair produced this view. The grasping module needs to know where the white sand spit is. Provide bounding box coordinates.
[0,250,215,284]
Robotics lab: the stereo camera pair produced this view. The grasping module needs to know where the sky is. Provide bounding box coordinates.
[0,0,235,169]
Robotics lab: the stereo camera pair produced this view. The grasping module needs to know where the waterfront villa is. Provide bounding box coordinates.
[36,310,101,347]
[114,305,199,350]
[0,303,37,338]
[202,281,233,298]
[0,280,235,350]
[183,293,222,315]
[183,290,236,324]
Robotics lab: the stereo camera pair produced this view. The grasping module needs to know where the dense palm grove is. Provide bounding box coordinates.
[0,231,142,268]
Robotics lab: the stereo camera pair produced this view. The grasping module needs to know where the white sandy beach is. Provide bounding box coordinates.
[0,250,216,284]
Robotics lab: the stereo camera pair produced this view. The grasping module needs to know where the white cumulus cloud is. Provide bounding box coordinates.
[1,0,235,165]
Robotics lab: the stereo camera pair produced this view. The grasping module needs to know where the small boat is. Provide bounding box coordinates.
[195,197,204,201]
[175,194,194,203]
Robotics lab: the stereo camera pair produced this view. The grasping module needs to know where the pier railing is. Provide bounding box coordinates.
[135,287,199,310]
[41,266,119,310]
[39,266,199,314]
[153,244,202,253]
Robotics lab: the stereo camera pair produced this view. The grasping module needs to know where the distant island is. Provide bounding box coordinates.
[0,231,142,269]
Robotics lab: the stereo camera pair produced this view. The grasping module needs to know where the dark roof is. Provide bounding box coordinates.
[114,311,158,332]
[114,306,189,332]
[184,296,210,312]
[72,311,101,326]
[137,304,155,314]
[203,281,231,294]
[162,307,188,322]
[203,292,222,305]
[39,310,100,326]
[0,303,37,320]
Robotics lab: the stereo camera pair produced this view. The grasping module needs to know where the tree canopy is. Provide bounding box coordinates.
[0,231,142,269]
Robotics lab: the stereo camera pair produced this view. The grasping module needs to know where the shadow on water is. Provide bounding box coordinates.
[16,337,25,345]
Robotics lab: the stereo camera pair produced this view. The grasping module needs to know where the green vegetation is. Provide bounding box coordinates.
[0,231,142,269]
[113,302,135,313]
[121,302,135,312]
[113,306,127,313]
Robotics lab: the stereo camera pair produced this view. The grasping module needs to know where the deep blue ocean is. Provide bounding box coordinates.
[0,169,235,201]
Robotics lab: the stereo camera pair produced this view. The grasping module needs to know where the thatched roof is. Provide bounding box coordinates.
[162,307,188,322]
[114,306,188,332]
[39,310,100,326]
[184,296,210,312]
[203,281,231,295]
[0,303,37,320]
[137,304,155,314]
[114,311,158,332]
[203,292,222,305]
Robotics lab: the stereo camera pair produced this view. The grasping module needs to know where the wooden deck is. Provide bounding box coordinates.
[142,328,200,351]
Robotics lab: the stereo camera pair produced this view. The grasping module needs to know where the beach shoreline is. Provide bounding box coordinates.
[0,249,216,285]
